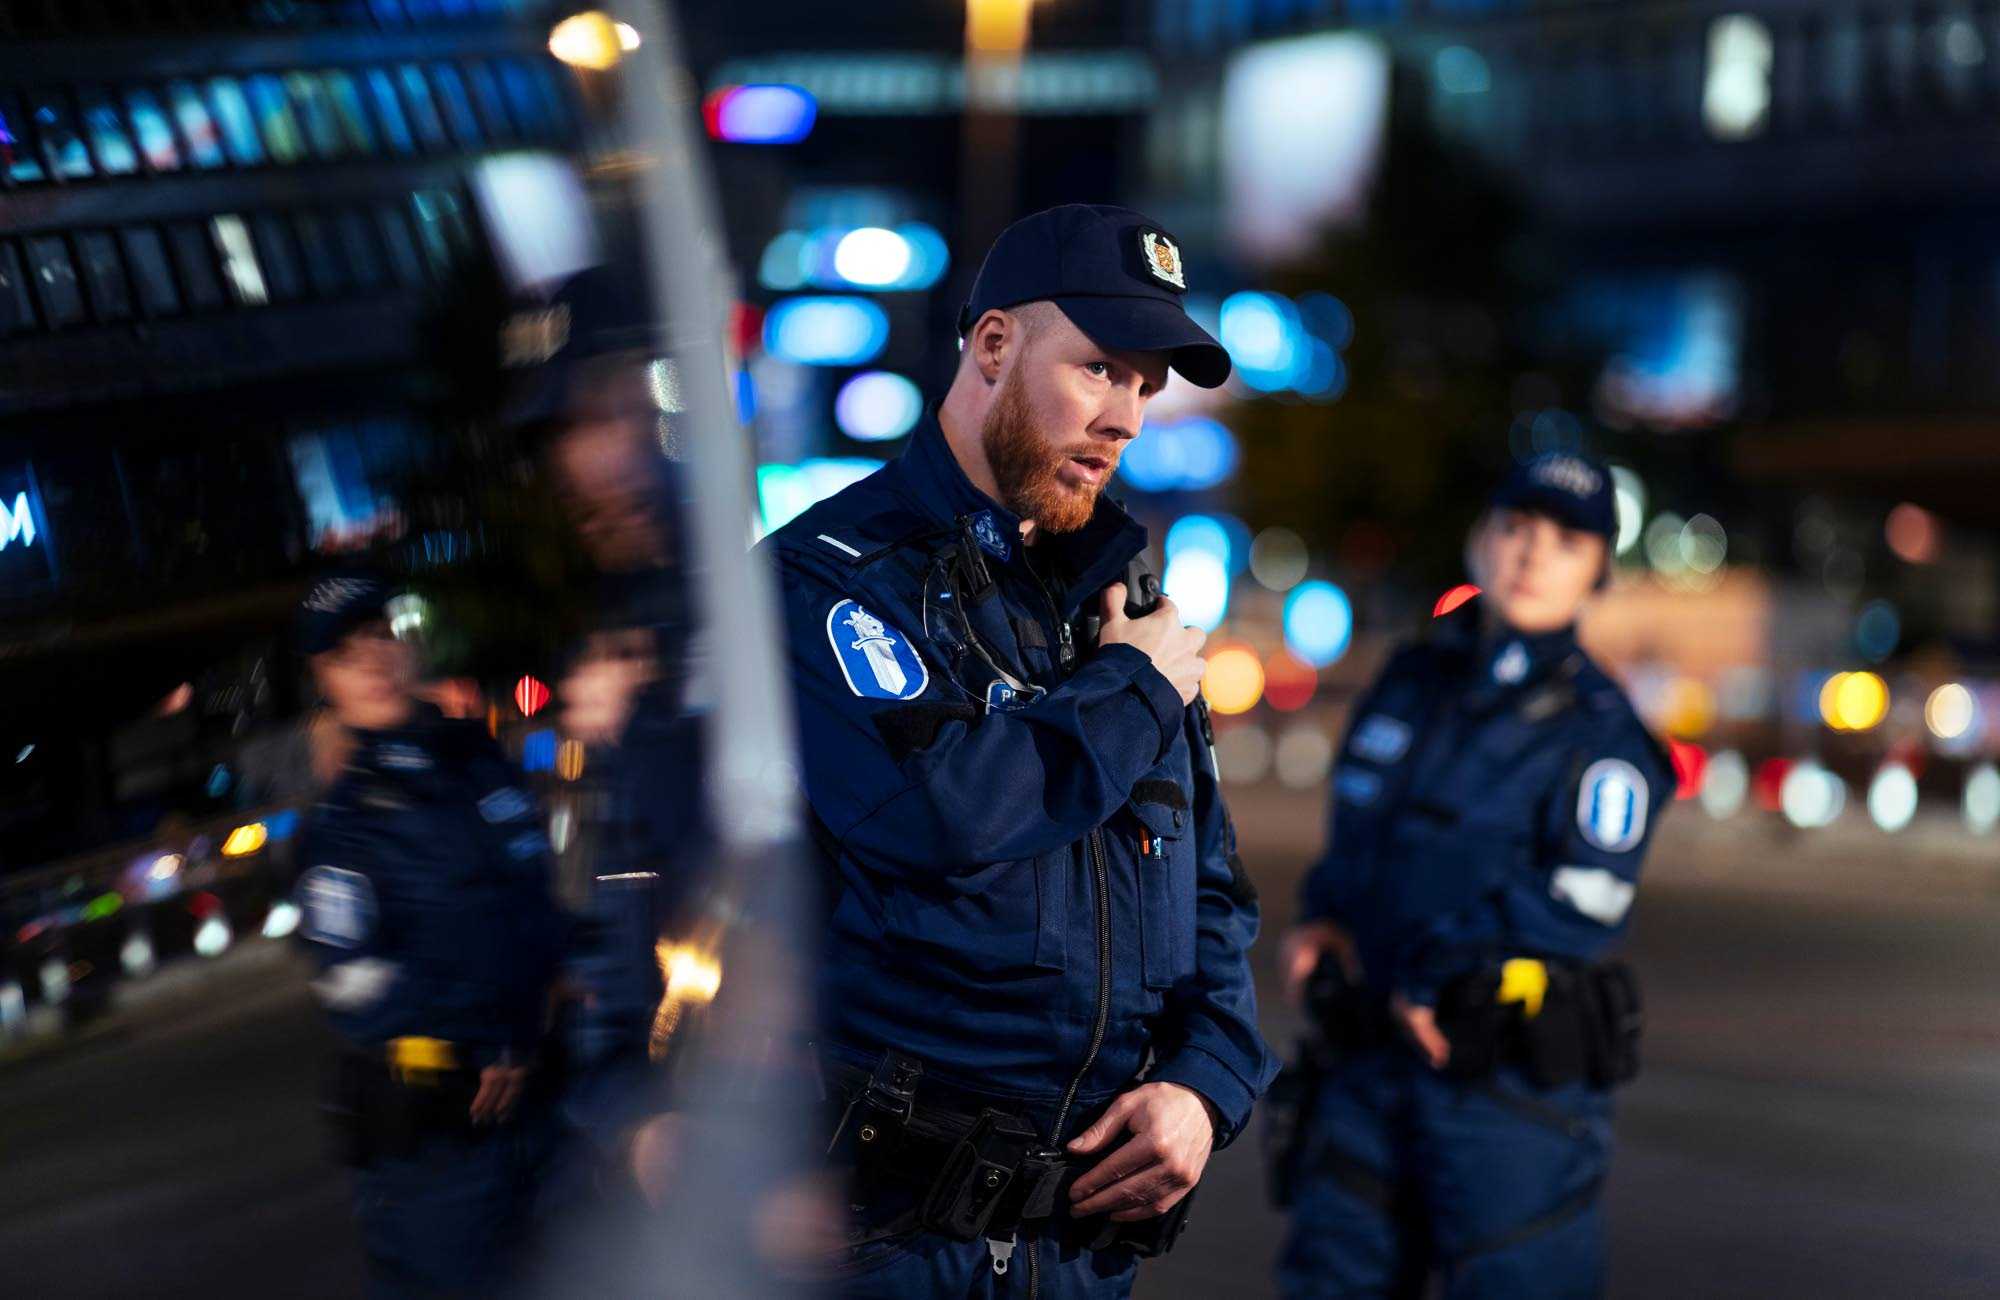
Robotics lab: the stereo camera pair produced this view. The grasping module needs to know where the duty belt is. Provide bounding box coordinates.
[821,1052,1193,1260]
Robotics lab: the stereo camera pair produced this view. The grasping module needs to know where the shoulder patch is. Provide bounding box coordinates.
[299,866,377,949]
[826,599,930,701]
[1577,758,1649,853]
[1350,715,1413,764]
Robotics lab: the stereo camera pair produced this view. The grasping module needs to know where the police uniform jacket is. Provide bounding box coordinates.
[1301,598,1673,1005]
[760,412,1276,1143]
[297,708,564,1061]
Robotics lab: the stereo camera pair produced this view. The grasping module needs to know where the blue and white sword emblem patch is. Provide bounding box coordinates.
[1577,757,1648,853]
[827,599,930,701]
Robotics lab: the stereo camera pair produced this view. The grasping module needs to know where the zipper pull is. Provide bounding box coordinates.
[1055,618,1075,669]
[987,1232,1017,1275]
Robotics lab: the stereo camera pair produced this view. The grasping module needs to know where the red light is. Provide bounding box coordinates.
[1753,757,1793,812]
[515,675,551,718]
[1264,651,1319,712]
[188,891,223,919]
[729,303,765,358]
[1667,739,1707,801]
[1433,584,1481,618]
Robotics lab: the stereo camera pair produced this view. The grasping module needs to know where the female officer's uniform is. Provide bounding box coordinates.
[1277,456,1673,1300]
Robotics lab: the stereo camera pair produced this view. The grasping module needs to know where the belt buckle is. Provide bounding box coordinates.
[923,1109,1036,1242]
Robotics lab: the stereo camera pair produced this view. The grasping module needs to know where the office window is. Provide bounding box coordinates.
[363,69,416,154]
[396,64,451,152]
[285,72,344,159]
[74,231,134,321]
[247,75,307,164]
[27,91,94,180]
[293,212,351,296]
[428,64,483,148]
[0,93,48,184]
[462,61,515,143]
[166,222,225,310]
[205,78,266,166]
[0,244,37,334]
[165,81,228,169]
[123,89,182,171]
[334,210,387,290]
[119,227,182,316]
[375,205,426,287]
[24,236,86,327]
[211,215,270,306]
[77,88,140,176]
[322,71,379,156]
[251,213,306,301]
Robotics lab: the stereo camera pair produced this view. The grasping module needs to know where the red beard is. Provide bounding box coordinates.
[980,369,1110,535]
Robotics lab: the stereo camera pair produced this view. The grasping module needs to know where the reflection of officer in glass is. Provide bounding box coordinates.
[763,206,1276,1298]
[1275,455,1672,1300]
[293,569,563,1298]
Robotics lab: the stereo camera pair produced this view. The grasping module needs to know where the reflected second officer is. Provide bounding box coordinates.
[1274,454,1673,1300]
[293,569,565,1298]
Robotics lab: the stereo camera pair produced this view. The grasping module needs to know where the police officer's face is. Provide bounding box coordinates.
[985,307,1170,533]
[1478,509,1606,634]
[313,621,417,731]
[553,414,665,572]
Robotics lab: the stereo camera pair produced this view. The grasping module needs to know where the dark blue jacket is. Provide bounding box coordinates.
[759,412,1275,1144]
[296,710,564,1060]
[1301,598,1674,1004]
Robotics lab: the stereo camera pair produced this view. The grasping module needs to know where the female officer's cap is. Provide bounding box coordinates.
[1490,453,1618,539]
[958,204,1232,389]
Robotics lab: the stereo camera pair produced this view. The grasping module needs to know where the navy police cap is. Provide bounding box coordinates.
[296,567,397,656]
[1490,453,1618,540]
[499,264,657,429]
[958,204,1232,389]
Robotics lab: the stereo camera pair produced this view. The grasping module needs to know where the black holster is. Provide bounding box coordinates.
[1434,960,1644,1090]
[323,1049,480,1168]
[1262,1044,1327,1209]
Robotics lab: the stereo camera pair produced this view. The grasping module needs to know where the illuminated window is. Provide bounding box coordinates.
[497,59,549,139]
[322,71,379,156]
[124,89,182,171]
[335,210,387,290]
[363,69,417,155]
[165,81,228,169]
[0,243,37,334]
[211,215,270,306]
[27,90,93,180]
[119,227,182,316]
[205,78,266,166]
[396,64,451,151]
[23,236,85,328]
[246,74,307,163]
[375,205,427,286]
[427,64,483,148]
[166,222,225,311]
[251,214,307,301]
[285,72,345,159]
[462,62,515,143]
[74,231,134,321]
[77,88,139,176]
[0,93,48,184]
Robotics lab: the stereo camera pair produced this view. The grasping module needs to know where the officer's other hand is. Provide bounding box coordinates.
[1064,1081,1216,1221]
[1391,994,1451,1070]
[1099,583,1207,707]
[1281,921,1362,1007]
[469,1063,529,1124]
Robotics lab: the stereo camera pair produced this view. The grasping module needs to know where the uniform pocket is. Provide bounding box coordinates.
[1128,778,1194,990]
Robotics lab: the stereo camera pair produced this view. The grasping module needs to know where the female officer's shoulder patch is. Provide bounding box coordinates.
[299,866,377,948]
[1576,757,1649,853]
[826,599,929,701]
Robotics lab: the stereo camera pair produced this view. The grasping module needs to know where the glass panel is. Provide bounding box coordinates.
[322,71,379,156]
[166,80,228,170]
[74,231,134,321]
[251,213,306,302]
[0,243,38,333]
[284,71,343,159]
[27,90,94,180]
[293,212,350,296]
[123,89,182,172]
[0,93,48,184]
[119,226,182,316]
[204,77,266,167]
[462,61,515,143]
[396,64,451,152]
[246,74,307,164]
[211,215,270,306]
[427,64,482,148]
[23,236,86,327]
[76,88,139,176]
[497,60,548,140]
[363,69,415,155]
[374,204,426,287]
[166,222,224,311]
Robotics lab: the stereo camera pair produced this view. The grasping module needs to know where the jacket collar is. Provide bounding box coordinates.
[890,409,1146,616]
[1434,596,1580,700]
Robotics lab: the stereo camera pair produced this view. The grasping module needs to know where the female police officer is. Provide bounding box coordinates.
[1275,454,1672,1299]
[293,569,565,1298]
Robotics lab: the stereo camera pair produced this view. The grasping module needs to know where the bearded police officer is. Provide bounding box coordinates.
[1272,454,1673,1299]
[759,205,1277,1297]
[293,569,565,1297]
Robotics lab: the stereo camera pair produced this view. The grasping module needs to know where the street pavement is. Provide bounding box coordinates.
[6,785,2000,1297]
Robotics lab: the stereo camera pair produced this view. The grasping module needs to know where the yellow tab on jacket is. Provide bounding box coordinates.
[1496,959,1549,1019]
[387,1036,457,1084]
